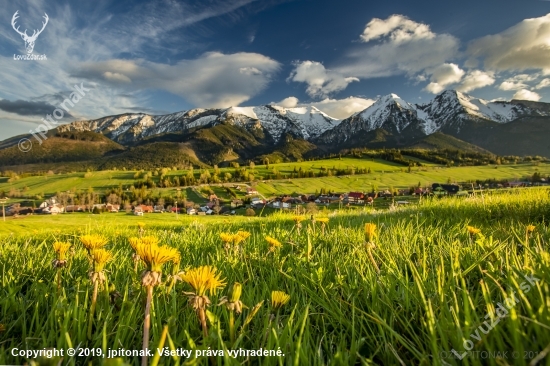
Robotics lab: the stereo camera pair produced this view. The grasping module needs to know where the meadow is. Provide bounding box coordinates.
[1,188,550,365]
[1,157,548,203]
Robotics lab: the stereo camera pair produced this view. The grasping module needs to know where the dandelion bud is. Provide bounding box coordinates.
[229,282,242,303]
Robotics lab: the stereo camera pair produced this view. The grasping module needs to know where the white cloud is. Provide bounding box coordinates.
[512,89,541,101]
[74,52,281,108]
[456,70,495,93]
[337,15,459,78]
[467,13,550,73]
[274,96,299,108]
[272,96,374,119]
[308,97,375,119]
[424,83,446,94]
[535,78,550,89]
[423,63,465,94]
[499,81,527,91]
[288,61,359,97]
[431,63,465,85]
[361,15,435,43]
[103,72,132,83]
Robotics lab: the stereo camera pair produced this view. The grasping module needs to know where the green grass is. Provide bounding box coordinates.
[256,163,550,196]
[1,189,550,365]
[2,159,548,200]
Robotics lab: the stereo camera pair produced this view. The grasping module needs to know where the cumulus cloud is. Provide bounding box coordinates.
[308,97,375,119]
[337,15,459,78]
[499,81,528,91]
[288,61,359,97]
[513,89,541,101]
[423,63,465,94]
[361,14,435,43]
[456,70,495,93]
[498,74,540,91]
[535,78,550,89]
[274,96,299,108]
[467,13,550,73]
[73,52,281,108]
[272,96,375,119]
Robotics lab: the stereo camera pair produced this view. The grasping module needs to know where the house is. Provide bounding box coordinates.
[153,205,165,213]
[348,192,365,204]
[272,201,291,209]
[65,205,86,212]
[39,197,57,209]
[251,197,263,206]
[42,204,65,215]
[348,192,365,200]
[106,204,120,212]
[136,205,154,213]
[231,199,244,208]
[133,206,144,216]
[187,208,197,215]
[246,187,258,195]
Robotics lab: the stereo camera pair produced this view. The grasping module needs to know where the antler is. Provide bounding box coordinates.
[29,13,49,40]
[11,11,28,38]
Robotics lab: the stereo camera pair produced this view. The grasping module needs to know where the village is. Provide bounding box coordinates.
[1,179,544,218]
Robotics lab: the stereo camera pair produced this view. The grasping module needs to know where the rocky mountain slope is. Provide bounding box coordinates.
[1,90,550,170]
[57,105,340,145]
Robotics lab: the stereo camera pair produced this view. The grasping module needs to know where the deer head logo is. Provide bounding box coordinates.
[11,11,49,54]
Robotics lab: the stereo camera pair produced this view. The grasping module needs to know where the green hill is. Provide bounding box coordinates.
[0,131,124,167]
[407,132,492,154]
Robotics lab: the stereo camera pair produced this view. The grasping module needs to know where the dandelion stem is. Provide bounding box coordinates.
[87,279,99,340]
[199,308,208,338]
[229,310,235,345]
[56,269,61,296]
[142,285,153,366]
[367,245,380,274]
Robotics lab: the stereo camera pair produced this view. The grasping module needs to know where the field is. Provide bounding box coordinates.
[1,189,550,365]
[1,158,549,203]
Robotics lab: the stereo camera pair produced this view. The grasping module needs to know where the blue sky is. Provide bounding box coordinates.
[1,0,550,139]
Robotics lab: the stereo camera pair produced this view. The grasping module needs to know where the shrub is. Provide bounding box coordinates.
[245,208,255,216]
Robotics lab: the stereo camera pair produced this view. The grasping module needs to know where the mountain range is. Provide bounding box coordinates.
[1,90,550,169]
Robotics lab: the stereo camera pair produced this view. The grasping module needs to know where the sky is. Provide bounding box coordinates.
[1,0,550,140]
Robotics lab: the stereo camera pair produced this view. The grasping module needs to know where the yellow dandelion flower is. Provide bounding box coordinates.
[220,233,233,243]
[265,236,282,250]
[293,216,306,223]
[316,217,329,224]
[181,266,226,296]
[80,235,108,251]
[271,290,290,310]
[364,223,377,242]
[128,237,141,250]
[236,230,251,241]
[90,249,113,272]
[467,226,481,236]
[52,242,71,261]
[137,222,146,229]
[135,243,179,272]
[527,225,536,233]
